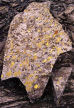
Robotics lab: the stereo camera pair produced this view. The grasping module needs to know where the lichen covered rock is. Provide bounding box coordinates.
[1,1,72,100]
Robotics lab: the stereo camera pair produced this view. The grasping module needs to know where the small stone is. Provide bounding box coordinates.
[2,1,72,100]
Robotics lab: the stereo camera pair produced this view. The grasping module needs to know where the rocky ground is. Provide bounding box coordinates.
[0,0,74,108]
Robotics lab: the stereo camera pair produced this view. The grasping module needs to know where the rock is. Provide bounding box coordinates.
[1,1,72,100]
[50,0,74,46]
[0,78,30,108]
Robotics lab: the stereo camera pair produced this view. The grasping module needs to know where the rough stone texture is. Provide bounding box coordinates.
[1,1,72,100]
[0,0,74,107]
[50,0,74,46]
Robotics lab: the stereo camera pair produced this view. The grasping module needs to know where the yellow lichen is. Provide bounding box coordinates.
[20,63,22,67]
[25,58,29,66]
[34,84,39,89]
[25,75,38,92]
[9,52,13,55]
[56,47,63,55]
[38,68,42,71]
[42,59,47,63]
[28,28,31,33]
[10,61,15,68]
[56,81,60,85]
[37,29,41,33]
[1,74,3,78]
[12,56,16,59]
[10,40,13,49]
[36,63,40,67]
[33,53,37,60]
[37,42,42,48]
[14,72,19,77]
[59,77,63,80]
[41,39,45,44]
[46,42,49,46]
[18,70,21,76]
[5,55,10,59]
[23,18,27,23]
[50,64,53,68]
[56,37,61,43]
[6,70,12,77]
[47,56,52,61]
[22,58,29,67]
[36,16,42,21]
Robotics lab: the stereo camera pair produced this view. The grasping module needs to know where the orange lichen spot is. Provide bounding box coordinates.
[34,84,39,89]
[10,61,15,68]
[1,74,3,78]
[54,30,58,34]
[6,70,12,77]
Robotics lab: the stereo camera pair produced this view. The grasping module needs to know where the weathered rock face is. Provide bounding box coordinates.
[1,1,72,100]
[50,0,74,46]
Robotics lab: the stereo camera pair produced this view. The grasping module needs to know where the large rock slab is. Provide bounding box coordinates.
[1,1,72,100]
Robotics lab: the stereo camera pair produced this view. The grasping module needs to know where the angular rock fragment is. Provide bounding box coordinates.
[1,1,72,100]
[53,67,72,101]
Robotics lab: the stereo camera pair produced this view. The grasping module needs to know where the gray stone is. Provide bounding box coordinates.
[1,1,72,100]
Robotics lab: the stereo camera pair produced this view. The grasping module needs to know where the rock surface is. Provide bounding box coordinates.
[1,1,72,100]
[0,0,74,107]
[50,0,74,46]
